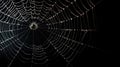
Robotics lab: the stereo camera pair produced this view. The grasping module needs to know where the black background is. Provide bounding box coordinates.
[0,0,114,67]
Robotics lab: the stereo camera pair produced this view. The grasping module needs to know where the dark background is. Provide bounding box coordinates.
[70,0,114,67]
[0,0,114,67]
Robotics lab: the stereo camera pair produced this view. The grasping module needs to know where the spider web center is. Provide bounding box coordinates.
[29,22,38,30]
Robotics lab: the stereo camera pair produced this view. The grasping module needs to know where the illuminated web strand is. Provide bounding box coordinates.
[0,0,25,22]
[0,28,28,50]
[7,28,30,67]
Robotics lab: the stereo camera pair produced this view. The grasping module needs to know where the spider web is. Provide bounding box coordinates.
[0,0,98,67]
